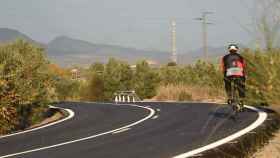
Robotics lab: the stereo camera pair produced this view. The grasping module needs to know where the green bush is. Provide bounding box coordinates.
[242,49,280,106]
[103,58,133,100]
[133,60,159,99]
[0,40,54,133]
[80,72,104,101]
[54,78,80,101]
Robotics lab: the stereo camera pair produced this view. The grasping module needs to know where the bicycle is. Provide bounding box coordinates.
[229,77,244,116]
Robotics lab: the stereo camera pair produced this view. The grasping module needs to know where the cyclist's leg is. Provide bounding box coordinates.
[237,77,246,107]
[229,78,240,112]
[224,77,232,104]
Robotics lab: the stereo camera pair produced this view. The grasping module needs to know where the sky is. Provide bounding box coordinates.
[0,0,256,53]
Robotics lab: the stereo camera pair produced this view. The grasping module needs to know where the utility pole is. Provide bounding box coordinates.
[171,19,177,64]
[195,12,213,61]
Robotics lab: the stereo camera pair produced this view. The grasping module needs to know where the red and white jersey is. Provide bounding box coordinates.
[221,53,246,77]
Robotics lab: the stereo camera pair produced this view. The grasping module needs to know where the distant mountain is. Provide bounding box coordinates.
[46,36,171,67]
[48,36,101,55]
[0,28,36,44]
[179,46,226,64]
[0,28,232,67]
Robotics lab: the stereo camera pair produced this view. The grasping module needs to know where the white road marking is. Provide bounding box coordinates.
[112,128,131,134]
[0,104,155,158]
[0,106,75,140]
[152,115,159,119]
[172,105,268,158]
[156,108,161,112]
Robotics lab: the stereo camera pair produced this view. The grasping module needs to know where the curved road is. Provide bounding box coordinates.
[0,102,262,158]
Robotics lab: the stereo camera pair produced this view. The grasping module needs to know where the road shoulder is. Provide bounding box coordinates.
[253,106,280,158]
[26,108,66,130]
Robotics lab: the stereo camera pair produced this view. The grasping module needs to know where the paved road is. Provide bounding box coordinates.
[0,102,259,158]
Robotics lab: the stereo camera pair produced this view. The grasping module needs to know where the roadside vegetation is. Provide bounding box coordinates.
[0,40,80,134]
[1,39,280,134]
[0,40,54,134]
[155,49,280,106]
[1,1,279,157]
[59,47,280,108]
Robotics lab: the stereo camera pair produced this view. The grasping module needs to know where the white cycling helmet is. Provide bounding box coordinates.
[228,44,239,52]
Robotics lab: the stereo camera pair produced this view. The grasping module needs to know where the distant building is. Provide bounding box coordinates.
[130,60,159,69]
[71,68,80,80]
[146,60,158,67]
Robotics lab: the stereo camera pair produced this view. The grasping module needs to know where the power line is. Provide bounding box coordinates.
[195,12,214,61]
[171,19,177,64]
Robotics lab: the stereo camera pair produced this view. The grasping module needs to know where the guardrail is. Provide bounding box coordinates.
[114,91,141,103]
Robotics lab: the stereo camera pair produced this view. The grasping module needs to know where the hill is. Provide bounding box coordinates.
[46,36,171,67]
[0,28,228,67]
[0,28,38,44]
[179,46,226,64]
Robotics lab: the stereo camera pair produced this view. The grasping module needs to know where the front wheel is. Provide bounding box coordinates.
[231,102,242,117]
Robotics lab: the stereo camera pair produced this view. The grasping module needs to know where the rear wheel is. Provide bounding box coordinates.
[231,78,241,116]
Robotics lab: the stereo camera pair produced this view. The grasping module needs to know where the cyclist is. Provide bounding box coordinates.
[221,44,246,109]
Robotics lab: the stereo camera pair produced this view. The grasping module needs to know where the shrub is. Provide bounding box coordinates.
[242,49,280,106]
[155,84,225,102]
[0,40,54,133]
[80,72,104,101]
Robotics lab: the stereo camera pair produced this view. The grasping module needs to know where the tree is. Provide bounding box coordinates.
[81,72,104,101]
[133,60,159,99]
[118,62,133,91]
[0,40,54,133]
[245,0,280,50]
[103,58,133,100]
[54,78,80,101]
[159,65,180,85]
[0,40,53,107]
[103,58,121,100]
[89,62,105,74]
[242,49,280,105]
[167,61,177,67]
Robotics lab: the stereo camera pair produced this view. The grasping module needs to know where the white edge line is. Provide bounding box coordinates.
[0,104,155,158]
[173,105,268,158]
[0,106,75,140]
[112,128,131,134]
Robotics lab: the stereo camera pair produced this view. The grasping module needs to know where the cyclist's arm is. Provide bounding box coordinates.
[241,57,246,77]
[220,57,226,73]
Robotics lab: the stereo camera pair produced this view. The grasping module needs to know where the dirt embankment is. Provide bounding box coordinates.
[27,109,65,129]
[0,107,66,136]
[253,106,280,158]
[253,130,280,158]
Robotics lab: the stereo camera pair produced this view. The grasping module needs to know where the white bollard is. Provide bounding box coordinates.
[115,96,119,103]
[132,96,135,103]
[122,95,126,102]
[127,96,130,102]
[118,95,122,102]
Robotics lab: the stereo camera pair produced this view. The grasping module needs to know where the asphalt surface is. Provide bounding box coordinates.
[0,102,259,158]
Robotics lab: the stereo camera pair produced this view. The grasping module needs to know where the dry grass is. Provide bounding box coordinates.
[252,129,280,158]
[154,84,226,103]
[271,106,280,114]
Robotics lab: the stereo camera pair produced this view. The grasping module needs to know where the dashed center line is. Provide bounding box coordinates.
[152,115,159,119]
